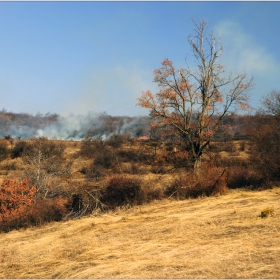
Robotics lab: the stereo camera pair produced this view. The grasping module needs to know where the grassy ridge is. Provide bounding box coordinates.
[0,187,279,278]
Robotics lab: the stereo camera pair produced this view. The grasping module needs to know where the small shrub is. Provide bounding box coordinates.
[0,142,9,161]
[117,146,155,165]
[4,135,13,145]
[0,178,69,231]
[196,165,228,196]
[79,136,104,158]
[86,164,106,181]
[227,167,264,189]
[166,165,228,199]
[117,149,139,163]
[165,174,197,199]
[106,134,127,148]
[0,178,36,231]
[21,137,68,197]
[165,150,192,169]
[94,147,116,169]
[101,175,144,209]
[144,186,165,201]
[30,197,69,224]
[66,188,108,218]
[11,141,28,158]
[259,207,275,218]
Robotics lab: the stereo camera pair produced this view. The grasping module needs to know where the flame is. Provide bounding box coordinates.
[136,133,151,141]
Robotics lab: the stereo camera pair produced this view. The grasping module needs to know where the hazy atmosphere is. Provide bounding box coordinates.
[0,1,280,117]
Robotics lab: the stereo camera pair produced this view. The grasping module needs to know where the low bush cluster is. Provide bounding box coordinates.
[0,179,36,230]
[30,197,69,224]
[0,116,279,233]
[226,167,263,189]
[106,134,129,148]
[101,176,144,209]
[94,147,116,169]
[78,136,104,158]
[165,164,228,199]
[0,178,69,232]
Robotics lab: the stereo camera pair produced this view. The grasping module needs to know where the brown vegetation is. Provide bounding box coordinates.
[0,126,278,233]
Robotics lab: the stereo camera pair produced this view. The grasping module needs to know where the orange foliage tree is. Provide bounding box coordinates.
[137,20,253,175]
[0,179,36,227]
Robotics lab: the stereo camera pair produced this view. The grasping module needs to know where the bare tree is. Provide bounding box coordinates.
[261,89,280,116]
[137,19,254,175]
[22,137,70,198]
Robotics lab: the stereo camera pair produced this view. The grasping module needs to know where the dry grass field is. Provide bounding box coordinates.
[0,187,279,278]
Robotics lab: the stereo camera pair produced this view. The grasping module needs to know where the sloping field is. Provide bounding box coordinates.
[0,188,279,278]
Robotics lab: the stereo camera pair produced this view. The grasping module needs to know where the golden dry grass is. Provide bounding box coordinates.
[1,187,279,278]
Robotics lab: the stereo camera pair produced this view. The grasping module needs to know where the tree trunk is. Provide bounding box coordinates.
[193,156,201,178]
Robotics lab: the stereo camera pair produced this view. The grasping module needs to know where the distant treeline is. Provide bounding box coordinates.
[0,109,255,141]
[0,110,59,129]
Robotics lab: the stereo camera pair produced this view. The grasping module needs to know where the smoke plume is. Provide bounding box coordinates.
[0,111,150,140]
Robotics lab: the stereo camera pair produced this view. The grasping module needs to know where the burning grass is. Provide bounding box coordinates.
[0,188,279,278]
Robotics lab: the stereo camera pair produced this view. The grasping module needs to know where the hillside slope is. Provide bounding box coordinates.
[0,188,279,278]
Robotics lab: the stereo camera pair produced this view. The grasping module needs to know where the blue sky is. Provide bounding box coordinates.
[0,1,279,117]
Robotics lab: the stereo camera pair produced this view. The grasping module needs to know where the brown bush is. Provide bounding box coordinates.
[94,147,116,169]
[79,136,104,158]
[29,197,69,224]
[194,165,228,196]
[117,149,139,163]
[11,140,28,158]
[85,164,106,181]
[166,165,228,199]
[144,186,165,201]
[165,174,197,199]
[106,134,128,148]
[226,167,262,189]
[0,178,36,231]
[101,175,145,209]
[247,115,280,184]
[165,149,192,169]
[66,188,109,218]
[0,141,9,161]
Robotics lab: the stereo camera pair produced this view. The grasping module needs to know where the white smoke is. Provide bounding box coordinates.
[0,112,150,140]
